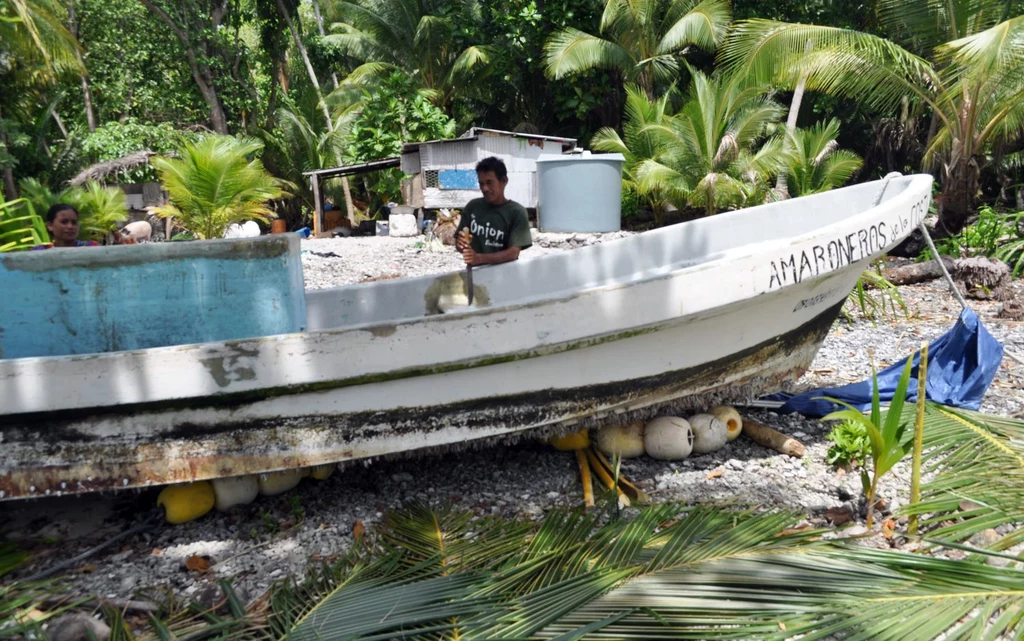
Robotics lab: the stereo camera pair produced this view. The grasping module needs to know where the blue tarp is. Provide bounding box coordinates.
[767,308,1004,417]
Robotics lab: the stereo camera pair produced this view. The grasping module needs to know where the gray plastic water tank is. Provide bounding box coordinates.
[536,152,626,233]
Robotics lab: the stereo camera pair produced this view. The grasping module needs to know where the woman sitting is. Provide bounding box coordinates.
[32,203,134,249]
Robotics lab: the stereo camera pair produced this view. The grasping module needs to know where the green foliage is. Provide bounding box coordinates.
[633,69,788,216]
[592,85,674,222]
[171,500,1024,640]
[74,181,129,241]
[19,177,127,240]
[0,195,49,251]
[150,135,288,240]
[19,177,128,240]
[900,404,1024,548]
[67,0,208,125]
[79,120,197,183]
[823,357,916,528]
[544,0,732,98]
[825,419,870,471]
[345,73,454,211]
[785,118,863,197]
[719,4,1024,233]
[325,0,492,110]
[917,205,1024,275]
[846,264,909,322]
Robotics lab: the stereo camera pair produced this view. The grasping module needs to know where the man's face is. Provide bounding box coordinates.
[477,170,507,205]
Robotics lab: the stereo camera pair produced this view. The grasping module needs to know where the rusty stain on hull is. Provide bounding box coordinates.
[0,302,842,500]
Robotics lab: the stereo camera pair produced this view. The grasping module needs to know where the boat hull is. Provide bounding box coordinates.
[0,174,934,500]
[1,295,844,500]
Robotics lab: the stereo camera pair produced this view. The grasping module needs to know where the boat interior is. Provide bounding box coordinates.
[305,176,917,331]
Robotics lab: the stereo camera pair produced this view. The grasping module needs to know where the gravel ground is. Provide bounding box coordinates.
[4,235,1024,612]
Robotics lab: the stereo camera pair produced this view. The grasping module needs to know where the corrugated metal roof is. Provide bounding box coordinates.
[401,127,577,153]
[302,157,402,178]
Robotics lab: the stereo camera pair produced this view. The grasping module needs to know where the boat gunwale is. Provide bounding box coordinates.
[3,174,931,369]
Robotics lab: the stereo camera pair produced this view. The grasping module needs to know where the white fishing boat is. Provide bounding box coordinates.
[0,174,933,500]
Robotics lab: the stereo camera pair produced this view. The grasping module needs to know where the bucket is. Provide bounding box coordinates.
[271,219,287,234]
[536,152,625,233]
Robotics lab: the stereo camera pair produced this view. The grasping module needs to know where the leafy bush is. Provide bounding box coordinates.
[80,119,199,183]
[150,135,288,240]
[18,178,128,241]
[918,206,1023,267]
[346,73,455,214]
[825,419,869,471]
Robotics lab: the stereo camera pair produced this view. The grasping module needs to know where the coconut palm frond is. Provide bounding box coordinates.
[150,136,287,239]
[656,0,731,54]
[543,28,635,80]
[0,0,81,74]
[878,0,1008,52]
[786,119,863,196]
[76,181,129,241]
[720,20,941,115]
[591,127,630,155]
[900,404,1024,547]
[257,501,1024,641]
[379,502,533,574]
[448,45,494,86]
[938,14,1024,75]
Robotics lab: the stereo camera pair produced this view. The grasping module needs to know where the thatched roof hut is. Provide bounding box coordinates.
[69,150,162,186]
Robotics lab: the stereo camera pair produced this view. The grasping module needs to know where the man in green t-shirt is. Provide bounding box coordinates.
[455,157,532,266]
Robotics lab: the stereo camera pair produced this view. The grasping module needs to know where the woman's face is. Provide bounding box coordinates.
[47,209,80,244]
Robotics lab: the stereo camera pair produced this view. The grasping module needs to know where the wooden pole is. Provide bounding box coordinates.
[909,342,929,535]
[312,175,324,238]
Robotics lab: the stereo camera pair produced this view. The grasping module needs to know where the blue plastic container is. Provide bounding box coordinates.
[535,152,626,233]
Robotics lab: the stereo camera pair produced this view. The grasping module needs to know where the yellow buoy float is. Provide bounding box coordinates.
[549,429,590,451]
[257,469,304,496]
[157,481,216,524]
[595,422,646,458]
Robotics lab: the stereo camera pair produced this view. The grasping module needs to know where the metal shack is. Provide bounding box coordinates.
[399,128,577,210]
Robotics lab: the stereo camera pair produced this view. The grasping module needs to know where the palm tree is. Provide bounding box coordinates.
[785,118,863,197]
[150,136,289,240]
[592,85,675,224]
[263,103,357,219]
[323,0,492,110]
[634,69,789,216]
[719,0,1024,236]
[0,0,81,199]
[543,0,731,99]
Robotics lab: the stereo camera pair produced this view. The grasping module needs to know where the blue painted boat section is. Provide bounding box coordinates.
[438,169,479,190]
[0,235,306,359]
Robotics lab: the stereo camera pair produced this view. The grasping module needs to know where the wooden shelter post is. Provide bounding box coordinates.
[311,174,324,238]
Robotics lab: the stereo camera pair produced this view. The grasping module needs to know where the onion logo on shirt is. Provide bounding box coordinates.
[470,216,506,249]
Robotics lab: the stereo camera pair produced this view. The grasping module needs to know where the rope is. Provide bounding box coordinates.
[917,222,971,312]
[870,172,971,312]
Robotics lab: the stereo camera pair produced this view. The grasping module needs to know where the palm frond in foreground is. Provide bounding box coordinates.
[245,500,1024,641]
[901,403,1024,549]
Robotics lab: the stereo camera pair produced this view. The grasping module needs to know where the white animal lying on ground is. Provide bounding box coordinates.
[120,220,153,242]
[224,221,261,238]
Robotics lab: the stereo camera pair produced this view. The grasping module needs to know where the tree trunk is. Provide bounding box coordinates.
[68,0,97,131]
[0,104,18,199]
[138,0,230,134]
[774,41,813,198]
[274,0,355,226]
[311,0,339,90]
[937,158,979,237]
